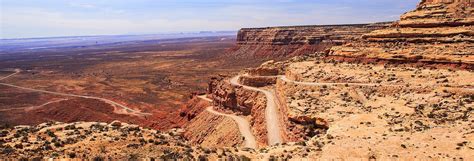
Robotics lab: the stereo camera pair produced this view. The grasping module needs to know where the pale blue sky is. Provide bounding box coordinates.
[0,0,418,39]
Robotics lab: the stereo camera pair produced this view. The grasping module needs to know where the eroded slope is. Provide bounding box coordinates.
[330,0,474,67]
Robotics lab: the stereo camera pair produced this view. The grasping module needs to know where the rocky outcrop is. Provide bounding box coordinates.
[243,92,268,146]
[178,97,210,122]
[238,76,276,87]
[248,67,281,76]
[208,76,256,115]
[208,76,238,110]
[231,23,390,58]
[330,0,474,68]
[207,75,269,146]
[274,79,330,142]
[248,60,286,76]
[400,0,474,28]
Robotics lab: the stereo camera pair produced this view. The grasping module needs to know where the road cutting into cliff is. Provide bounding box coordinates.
[230,75,284,146]
[197,95,257,149]
[0,69,151,116]
[229,73,474,146]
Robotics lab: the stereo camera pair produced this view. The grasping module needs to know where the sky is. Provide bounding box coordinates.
[0,0,418,39]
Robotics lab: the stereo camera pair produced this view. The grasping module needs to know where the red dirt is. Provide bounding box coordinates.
[0,97,187,130]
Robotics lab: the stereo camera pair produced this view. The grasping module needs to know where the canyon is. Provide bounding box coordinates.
[1,0,473,160]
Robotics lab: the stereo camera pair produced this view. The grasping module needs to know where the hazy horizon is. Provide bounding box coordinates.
[0,31,237,40]
[1,0,418,39]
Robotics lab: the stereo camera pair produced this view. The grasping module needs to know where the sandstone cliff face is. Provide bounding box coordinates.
[207,76,238,111]
[330,0,474,68]
[400,0,474,28]
[207,75,269,146]
[231,23,390,58]
[178,97,210,123]
[247,60,286,76]
[238,76,276,87]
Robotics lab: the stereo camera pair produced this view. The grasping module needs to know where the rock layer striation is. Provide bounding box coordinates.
[231,23,390,58]
[330,0,474,68]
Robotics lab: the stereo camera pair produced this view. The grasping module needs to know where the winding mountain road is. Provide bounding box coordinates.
[227,73,474,147]
[230,75,283,146]
[197,95,257,149]
[0,69,151,116]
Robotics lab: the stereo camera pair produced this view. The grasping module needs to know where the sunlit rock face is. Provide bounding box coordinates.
[330,0,474,69]
[231,23,389,58]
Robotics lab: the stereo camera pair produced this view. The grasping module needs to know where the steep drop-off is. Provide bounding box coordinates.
[207,76,269,146]
[330,0,474,69]
[230,23,390,58]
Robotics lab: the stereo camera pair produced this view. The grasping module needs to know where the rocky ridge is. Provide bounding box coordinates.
[206,75,269,146]
[330,0,474,68]
[231,23,390,58]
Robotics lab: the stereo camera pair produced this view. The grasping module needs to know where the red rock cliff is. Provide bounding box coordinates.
[230,23,390,58]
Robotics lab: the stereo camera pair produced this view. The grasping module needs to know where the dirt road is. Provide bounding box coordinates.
[0,69,20,81]
[0,99,69,112]
[197,95,257,149]
[0,69,150,116]
[230,76,283,146]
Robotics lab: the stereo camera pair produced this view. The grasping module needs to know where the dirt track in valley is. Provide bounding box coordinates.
[0,69,151,116]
